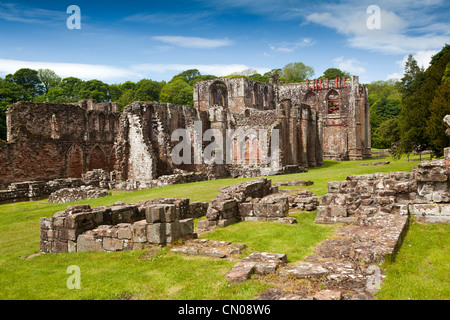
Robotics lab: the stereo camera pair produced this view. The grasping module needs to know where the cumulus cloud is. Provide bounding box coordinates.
[305,0,449,55]
[333,57,366,74]
[0,58,271,83]
[0,58,144,82]
[152,36,234,49]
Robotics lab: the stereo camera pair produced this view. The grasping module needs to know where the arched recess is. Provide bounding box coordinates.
[304,91,317,106]
[67,144,84,178]
[210,81,228,107]
[88,145,108,171]
[263,87,269,109]
[253,83,260,107]
[109,114,116,132]
[326,89,340,115]
[99,113,106,131]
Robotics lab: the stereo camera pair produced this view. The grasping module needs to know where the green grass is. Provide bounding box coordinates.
[376,220,450,300]
[1,155,447,300]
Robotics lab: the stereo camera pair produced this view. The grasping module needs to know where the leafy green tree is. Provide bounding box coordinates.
[426,80,450,156]
[38,69,61,94]
[174,69,201,84]
[320,68,350,80]
[12,68,44,97]
[116,89,135,109]
[79,80,110,102]
[189,75,217,86]
[280,62,314,83]
[159,78,193,106]
[395,54,427,157]
[372,118,401,149]
[134,79,164,102]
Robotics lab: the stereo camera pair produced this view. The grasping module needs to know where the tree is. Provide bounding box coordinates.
[12,68,44,97]
[173,69,201,84]
[159,78,193,106]
[38,69,61,94]
[373,118,401,149]
[320,68,350,80]
[426,80,450,156]
[78,80,110,102]
[134,79,164,102]
[394,55,427,157]
[280,62,314,83]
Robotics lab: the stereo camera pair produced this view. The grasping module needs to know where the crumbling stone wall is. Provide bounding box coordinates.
[197,178,297,231]
[39,197,208,253]
[316,159,450,224]
[194,76,370,161]
[0,100,120,188]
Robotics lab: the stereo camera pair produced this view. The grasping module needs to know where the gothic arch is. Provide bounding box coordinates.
[67,144,84,178]
[326,89,340,115]
[303,91,317,106]
[210,81,228,107]
[88,145,108,171]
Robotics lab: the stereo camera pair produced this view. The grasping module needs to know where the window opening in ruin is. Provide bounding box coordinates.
[210,82,228,107]
[327,90,340,115]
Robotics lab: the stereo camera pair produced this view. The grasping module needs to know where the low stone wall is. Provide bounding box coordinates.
[316,159,450,224]
[198,178,296,231]
[40,197,208,254]
[114,172,209,191]
[0,178,83,204]
[48,186,109,203]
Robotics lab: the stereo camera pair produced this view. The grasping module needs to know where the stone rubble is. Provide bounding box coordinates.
[197,178,298,231]
[226,252,288,284]
[48,185,109,203]
[39,197,208,253]
[170,239,246,259]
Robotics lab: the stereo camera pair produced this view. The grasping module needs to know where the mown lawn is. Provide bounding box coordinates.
[1,155,448,300]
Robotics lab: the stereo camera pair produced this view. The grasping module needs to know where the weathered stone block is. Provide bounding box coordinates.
[218,218,238,228]
[39,217,54,230]
[166,221,181,243]
[132,220,147,243]
[179,218,194,236]
[103,237,124,252]
[329,206,347,217]
[147,223,166,244]
[117,224,132,239]
[77,233,103,252]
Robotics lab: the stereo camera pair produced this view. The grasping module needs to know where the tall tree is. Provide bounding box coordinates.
[159,78,193,106]
[280,62,314,83]
[320,68,350,80]
[38,69,61,94]
[12,68,44,97]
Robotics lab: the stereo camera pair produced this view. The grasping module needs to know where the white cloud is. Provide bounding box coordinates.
[396,50,438,70]
[269,38,315,53]
[0,3,65,24]
[333,57,366,74]
[152,36,234,49]
[386,72,403,81]
[305,0,450,55]
[133,63,271,77]
[0,58,271,83]
[0,58,145,82]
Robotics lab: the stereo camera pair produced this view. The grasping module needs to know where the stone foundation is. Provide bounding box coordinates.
[39,198,206,253]
[316,159,450,224]
[48,186,109,203]
[197,178,297,231]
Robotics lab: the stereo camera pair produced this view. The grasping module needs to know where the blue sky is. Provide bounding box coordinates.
[0,0,448,84]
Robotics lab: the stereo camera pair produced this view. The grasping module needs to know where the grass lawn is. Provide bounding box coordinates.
[0,155,448,300]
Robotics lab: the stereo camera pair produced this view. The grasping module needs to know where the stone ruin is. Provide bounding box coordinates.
[40,198,209,253]
[1,75,370,195]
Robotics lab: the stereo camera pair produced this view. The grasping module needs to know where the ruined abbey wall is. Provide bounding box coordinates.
[0,75,368,190]
[0,100,120,188]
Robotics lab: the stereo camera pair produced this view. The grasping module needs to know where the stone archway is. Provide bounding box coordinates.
[67,144,84,178]
[88,145,108,171]
[210,81,228,107]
